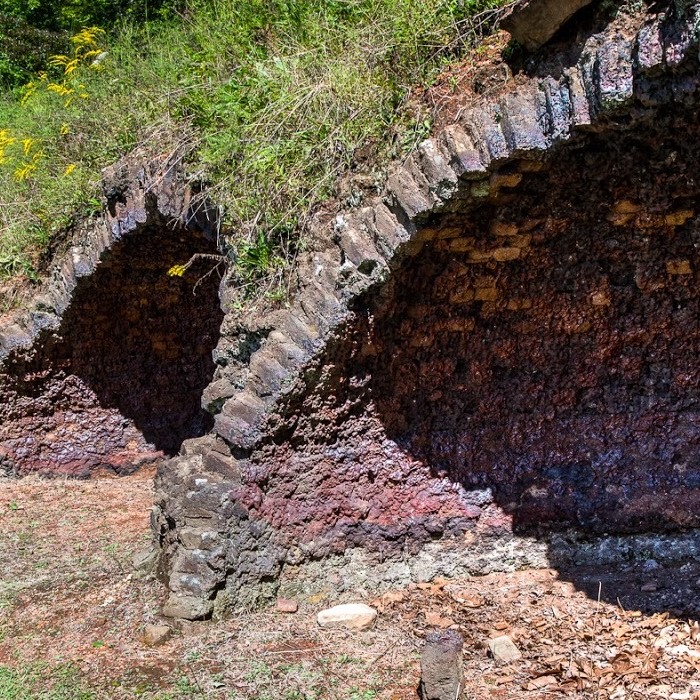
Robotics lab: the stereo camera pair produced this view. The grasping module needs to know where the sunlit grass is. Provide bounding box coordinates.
[0,0,508,300]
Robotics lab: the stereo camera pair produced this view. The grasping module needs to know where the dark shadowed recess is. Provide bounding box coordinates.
[56,224,224,454]
[361,105,700,614]
[369,105,700,535]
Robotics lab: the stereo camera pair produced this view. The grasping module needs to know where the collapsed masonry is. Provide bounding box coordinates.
[153,4,700,619]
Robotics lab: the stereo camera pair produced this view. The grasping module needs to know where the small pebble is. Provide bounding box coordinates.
[317,603,377,630]
[488,635,522,663]
[141,624,173,647]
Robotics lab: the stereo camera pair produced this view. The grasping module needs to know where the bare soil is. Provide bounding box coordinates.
[2,471,700,699]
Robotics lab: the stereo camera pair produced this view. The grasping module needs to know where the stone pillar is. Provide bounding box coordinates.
[419,630,464,700]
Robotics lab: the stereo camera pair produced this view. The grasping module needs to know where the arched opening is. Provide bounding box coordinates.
[366,104,700,535]
[0,222,224,476]
[231,102,700,617]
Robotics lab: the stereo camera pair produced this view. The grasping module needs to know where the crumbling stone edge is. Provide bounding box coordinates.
[153,5,700,619]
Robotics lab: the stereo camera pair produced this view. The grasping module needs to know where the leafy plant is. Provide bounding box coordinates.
[0,663,96,699]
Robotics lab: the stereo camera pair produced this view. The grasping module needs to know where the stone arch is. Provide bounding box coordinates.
[0,157,224,476]
[154,5,700,620]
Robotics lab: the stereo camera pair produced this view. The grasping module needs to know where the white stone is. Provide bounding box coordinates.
[317,603,377,630]
[488,635,522,663]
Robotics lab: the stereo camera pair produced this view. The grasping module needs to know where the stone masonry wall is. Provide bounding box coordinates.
[154,4,700,619]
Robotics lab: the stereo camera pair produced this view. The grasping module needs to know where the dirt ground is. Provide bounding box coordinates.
[2,470,700,700]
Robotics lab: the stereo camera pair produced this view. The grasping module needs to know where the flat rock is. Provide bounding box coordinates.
[488,635,522,663]
[501,0,594,51]
[317,603,377,630]
[141,624,173,647]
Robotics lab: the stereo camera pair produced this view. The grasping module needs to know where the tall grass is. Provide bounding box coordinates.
[0,0,507,299]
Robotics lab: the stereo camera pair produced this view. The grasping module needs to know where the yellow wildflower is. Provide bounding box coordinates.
[63,58,80,75]
[60,123,70,136]
[48,54,71,68]
[167,265,187,277]
[20,81,37,106]
[47,83,73,97]
[63,163,77,177]
[14,162,36,181]
[0,130,16,147]
[71,27,105,53]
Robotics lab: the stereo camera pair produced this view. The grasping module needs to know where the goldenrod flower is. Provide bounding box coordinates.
[48,54,71,68]
[63,163,77,176]
[0,130,16,147]
[14,162,36,181]
[47,83,73,97]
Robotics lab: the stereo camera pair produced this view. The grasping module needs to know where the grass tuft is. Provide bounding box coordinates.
[0,663,96,700]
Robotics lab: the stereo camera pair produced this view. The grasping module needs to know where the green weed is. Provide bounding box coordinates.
[0,663,96,700]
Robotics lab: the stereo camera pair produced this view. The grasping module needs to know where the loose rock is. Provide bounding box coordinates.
[162,594,213,621]
[501,0,594,51]
[277,598,299,613]
[317,603,377,630]
[488,635,522,663]
[141,624,173,647]
[132,547,158,579]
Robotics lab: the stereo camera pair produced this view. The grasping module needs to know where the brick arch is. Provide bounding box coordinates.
[0,159,224,476]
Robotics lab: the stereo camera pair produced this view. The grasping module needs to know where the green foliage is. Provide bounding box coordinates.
[0,0,508,297]
[0,0,177,32]
[0,14,69,88]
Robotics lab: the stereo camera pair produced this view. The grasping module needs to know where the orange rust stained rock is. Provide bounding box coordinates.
[448,238,476,253]
[474,287,500,302]
[490,221,519,237]
[613,200,643,214]
[492,247,521,262]
[468,250,494,263]
[591,291,612,307]
[518,159,547,172]
[665,210,695,226]
[666,260,692,275]
[490,172,523,190]
[449,289,475,304]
